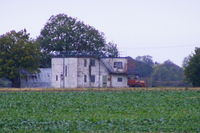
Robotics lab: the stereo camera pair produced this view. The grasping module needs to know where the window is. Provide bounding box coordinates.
[60,74,64,80]
[90,59,95,66]
[117,77,123,82]
[90,75,95,82]
[65,65,67,76]
[31,75,37,81]
[114,62,123,69]
[56,75,58,81]
[84,59,87,67]
[84,75,87,83]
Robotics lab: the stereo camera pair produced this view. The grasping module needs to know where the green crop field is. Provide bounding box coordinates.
[0,90,200,132]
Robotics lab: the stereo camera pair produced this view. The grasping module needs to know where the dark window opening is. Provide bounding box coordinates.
[31,75,37,79]
[60,74,64,80]
[90,59,95,66]
[117,77,123,82]
[90,75,95,82]
[56,75,58,81]
[114,62,123,69]
[30,75,37,81]
[84,75,87,82]
[65,65,67,76]
[84,59,87,67]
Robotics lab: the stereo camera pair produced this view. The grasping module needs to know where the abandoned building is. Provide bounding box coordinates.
[20,56,134,88]
[52,57,128,88]
[21,68,52,88]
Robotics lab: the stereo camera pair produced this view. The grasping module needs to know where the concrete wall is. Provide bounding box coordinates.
[51,58,78,88]
[51,58,63,88]
[63,58,78,88]
[101,58,128,73]
[111,75,128,88]
[77,58,110,88]
[51,57,128,88]
[77,58,90,88]
[21,68,51,88]
[99,62,111,88]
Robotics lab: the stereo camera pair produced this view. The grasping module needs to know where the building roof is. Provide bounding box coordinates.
[53,51,129,59]
[53,51,105,58]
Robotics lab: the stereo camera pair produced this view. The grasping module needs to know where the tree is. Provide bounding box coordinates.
[104,42,119,57]
[135,55,154,67]
[152,60,185,87]
[37,14,119,67]
[182,56,190,68]
[184,47,200,86]
[134,55,154,77]
[0,30,40,87]
[126,56,153,77]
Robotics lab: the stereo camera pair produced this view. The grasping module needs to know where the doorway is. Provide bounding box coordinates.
[102,75,107,87]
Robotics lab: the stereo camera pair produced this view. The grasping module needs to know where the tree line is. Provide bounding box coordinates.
[0,13,199,87]
[134,56,188,87]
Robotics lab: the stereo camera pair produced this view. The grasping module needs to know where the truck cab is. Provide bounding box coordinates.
[128,76,146,87]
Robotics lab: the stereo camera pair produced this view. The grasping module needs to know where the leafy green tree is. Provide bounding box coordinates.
[0,30,40,87]
[182,56,190,68]
[104,42,119,57]
[134,55,154,77]
[37,14,119,67]
[127,56,153,77]
[152,60,185,87]
[184,47,200,86]
[135,55,154,67]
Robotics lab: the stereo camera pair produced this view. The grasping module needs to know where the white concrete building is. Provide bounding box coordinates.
[51,57,128,88]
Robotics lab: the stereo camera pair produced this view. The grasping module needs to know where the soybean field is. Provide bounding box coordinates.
[0,90,200,132]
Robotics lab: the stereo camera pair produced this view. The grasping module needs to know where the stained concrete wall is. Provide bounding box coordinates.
[51,58,78,88]
[51,58,63,88]
[51,57,128,88]
[63,58,78,88]
[99,61,112,88]
[101,58,128,73]
[77,58,90,88]
[111,75,128,88]
[21,68,51,88]
[76,58,111,88]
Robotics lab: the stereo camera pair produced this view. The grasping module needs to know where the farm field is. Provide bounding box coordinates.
[0,90,200,132]
[0,87,200,92]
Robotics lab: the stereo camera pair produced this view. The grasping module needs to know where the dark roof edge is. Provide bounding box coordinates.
[52,56,129,59]
[110,72,128,75]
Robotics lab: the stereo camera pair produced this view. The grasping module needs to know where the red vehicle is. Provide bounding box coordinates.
[128,76,146,87]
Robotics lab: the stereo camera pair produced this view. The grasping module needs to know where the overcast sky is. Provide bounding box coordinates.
[1,0,200,66]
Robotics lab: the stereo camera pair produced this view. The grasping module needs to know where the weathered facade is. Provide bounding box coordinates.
[21,68,52,88]
[51,57,128,88]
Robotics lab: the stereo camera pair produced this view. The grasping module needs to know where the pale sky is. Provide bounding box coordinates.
[1,0,200,66]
